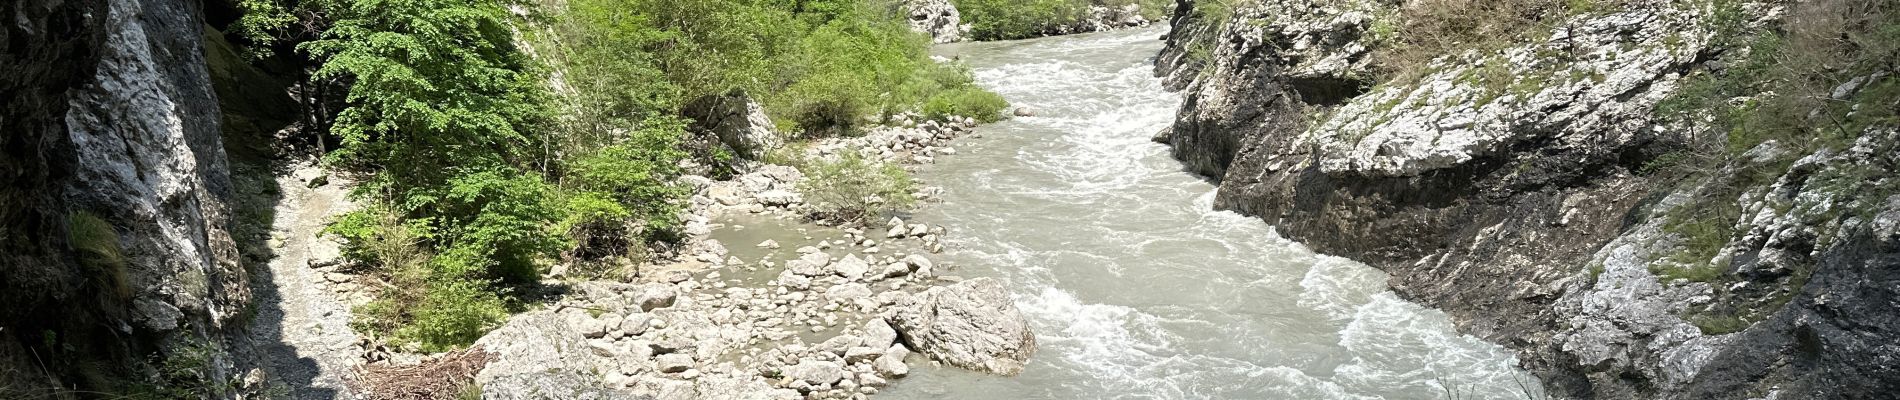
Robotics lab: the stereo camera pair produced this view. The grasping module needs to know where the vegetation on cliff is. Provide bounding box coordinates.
[1646,0,1898,333]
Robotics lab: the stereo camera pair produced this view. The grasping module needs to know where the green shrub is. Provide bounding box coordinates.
[397,277,511,352]
[781,71,881,138]
[1651,0,1900,268]
[551,0,1003,139]
[294,0,563,350]
[800,153,917,222]
[351,265,511,351]
[558,125,689,258]
[902,62,1008,122]
[924,87,1010,122]
[545,0,684,150]
[955,0,1170,40]
[324,206,432,273]
[456,383,484,400]
[958,0,1090,40]
[150,335,238,398]
[1688,311,1751,335]
[775,12,936,136]
[67,212,131,302]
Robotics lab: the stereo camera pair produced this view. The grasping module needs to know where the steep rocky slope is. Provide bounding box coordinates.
[2,0,256,394]
[1157,0,1898,398]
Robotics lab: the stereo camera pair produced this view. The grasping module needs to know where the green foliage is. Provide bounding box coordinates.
[324,207,432,273]
[1687,311,1751,335]
[913,62,1010,121]
[127,335,244,399]
[67,212,132,302]
[1652,0,1900,275]
[924,87,1011,122]
[304,0,565,285]
[551,0,1004,139]
[800,153,917,221]
[248,0,1009,352]
[958,0,1089,40]
[1658,0,1900,158]
[232,0,298,49]
[399,277,511,352]
[957,0,1172,40]
[544,0,684,149]
[296,0,559,350]
[456,383,485,400]
[773,5,960,136]
[558,124,690,257]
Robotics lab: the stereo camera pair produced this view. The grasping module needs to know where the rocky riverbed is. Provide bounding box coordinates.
[468,114,1041,399]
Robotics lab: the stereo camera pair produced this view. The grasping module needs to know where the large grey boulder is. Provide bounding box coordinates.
[633,283,678,311]
[862,319,898,349]
[832,254,871,280]
[481,370,623,400]
[903,0,962,43]
[782,359,844,386]
[872,344,911,378]
[886,278,1036,375]
[475,312,620,397]
[657,353,695,373]
[683,91,781,159]
[787,252,832,276]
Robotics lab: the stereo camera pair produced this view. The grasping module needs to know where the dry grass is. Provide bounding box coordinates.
[362,347,494,400]
[1371,0,1627,83]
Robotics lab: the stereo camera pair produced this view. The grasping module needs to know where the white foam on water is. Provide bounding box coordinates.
[1298,256,1389,322]
[1016,287,1385,399]
[1334,293,1547,400]
[886,26,1542,400]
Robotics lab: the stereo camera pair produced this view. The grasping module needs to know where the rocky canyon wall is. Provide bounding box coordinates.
[1157,0,1900,398]
[2,0,250,393]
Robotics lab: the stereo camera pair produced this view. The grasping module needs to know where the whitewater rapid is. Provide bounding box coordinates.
[873,26,1546,400]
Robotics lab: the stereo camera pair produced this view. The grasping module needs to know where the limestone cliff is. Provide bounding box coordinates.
[1158,0,1899,398]
[2,0,253,394]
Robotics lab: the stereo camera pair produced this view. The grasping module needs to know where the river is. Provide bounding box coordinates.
[857,26,1547,400]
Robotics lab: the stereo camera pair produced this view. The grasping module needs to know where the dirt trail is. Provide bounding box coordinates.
[243,164,363,399]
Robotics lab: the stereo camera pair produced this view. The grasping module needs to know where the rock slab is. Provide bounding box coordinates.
[886,277,1036,375]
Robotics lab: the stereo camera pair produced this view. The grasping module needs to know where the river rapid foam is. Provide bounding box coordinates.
[878,26,1544,400]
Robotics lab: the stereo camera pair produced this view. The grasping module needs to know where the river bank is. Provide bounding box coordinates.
[458,108,1047,399]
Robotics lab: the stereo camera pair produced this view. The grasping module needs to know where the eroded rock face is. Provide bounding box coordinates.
[886,278,1036,375]
[1550,130,1900,399]
[1161,0,1378,178]
[2,0,248,389]
[903,0,963,44]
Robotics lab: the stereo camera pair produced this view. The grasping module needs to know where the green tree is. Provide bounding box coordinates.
[304,0,563,349]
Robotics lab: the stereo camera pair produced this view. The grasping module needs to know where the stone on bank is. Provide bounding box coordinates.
[885,277,1038,375]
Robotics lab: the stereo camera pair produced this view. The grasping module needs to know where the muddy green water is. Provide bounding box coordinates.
[738,26,1545,399]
